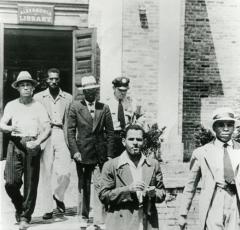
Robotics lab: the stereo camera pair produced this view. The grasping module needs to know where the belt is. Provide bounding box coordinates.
[51,124,63,129]
[216,183,237,195]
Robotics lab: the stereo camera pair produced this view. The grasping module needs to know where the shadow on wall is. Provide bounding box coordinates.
[182,0,223,161]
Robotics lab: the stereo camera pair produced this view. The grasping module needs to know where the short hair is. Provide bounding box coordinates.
[124,124,145,138]
[47,68,60,75]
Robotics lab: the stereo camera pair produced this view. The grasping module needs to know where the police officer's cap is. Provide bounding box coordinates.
[112,77,130,90]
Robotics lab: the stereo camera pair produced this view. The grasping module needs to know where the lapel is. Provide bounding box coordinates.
[142,160,154,186]
[203,141,217,179]
[232,140,240,176]
[41,89,52,117]
[58,91,67,120]
[116,164,133,186]
[116,158,154,186]
[92,102,104,132]
[79,100,93,126]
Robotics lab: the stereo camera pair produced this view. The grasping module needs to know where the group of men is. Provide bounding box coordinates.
[0,68,240,230]
[0,69,166,230]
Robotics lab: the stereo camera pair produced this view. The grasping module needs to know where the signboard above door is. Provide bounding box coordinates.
[18,4,54,25]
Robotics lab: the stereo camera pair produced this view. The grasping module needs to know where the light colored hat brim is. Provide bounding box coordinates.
[212,117,236,128]
[11,79,39,89]
[77,84,100,90]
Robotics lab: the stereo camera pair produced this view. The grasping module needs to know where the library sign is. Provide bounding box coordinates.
[18,4,54,25]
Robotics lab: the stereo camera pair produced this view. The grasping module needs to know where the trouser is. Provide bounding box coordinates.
[76,163,95,219]
[4,136,41,222]
[206,186,240,230]
[113,131,125,158]
[40,127,71,213]
[92,165,106,225]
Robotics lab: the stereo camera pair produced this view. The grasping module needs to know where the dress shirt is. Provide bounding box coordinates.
[107,96,133,130]
[46,89,65,126]
[85,100,95,118]
[118,151,146,202]
[213,138,236,185]
[118,151,146,230]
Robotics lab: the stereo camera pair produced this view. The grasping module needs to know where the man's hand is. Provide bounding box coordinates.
[26,140,41,149]
[129,181,146,193]
[146,186,156,198]
[73,152,82,162]
[11,125,22,134]
[178,215,187,230]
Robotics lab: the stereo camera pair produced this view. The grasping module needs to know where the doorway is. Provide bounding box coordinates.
[3,28,73,158]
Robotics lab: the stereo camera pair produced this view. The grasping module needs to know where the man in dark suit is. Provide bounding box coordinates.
[67,75,114,227]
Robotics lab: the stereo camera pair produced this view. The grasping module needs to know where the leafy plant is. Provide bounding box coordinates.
[193,124,214,147]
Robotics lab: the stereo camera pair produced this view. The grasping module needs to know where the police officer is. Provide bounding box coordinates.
[105,77,135,157]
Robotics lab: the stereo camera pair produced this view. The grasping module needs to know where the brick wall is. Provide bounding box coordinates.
[122,0,160,123]
[182,0,240,161]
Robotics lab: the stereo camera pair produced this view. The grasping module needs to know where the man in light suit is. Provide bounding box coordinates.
[179,107,240,230]
[99,124,166,230]
[67,76,114,227]
[34,68,72,219]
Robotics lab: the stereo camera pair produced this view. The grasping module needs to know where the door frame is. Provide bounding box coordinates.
[0,23,77,160]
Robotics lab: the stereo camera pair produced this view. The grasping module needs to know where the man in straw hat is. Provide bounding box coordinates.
[0,71,51,229]
[179,107,240,230]
[34,68,73,220]
[67,75,114,228]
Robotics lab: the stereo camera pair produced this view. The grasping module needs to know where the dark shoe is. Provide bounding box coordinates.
[42,212,53,220]
[53,195,65,213]
[19,220,29,230]
[15,210,22,223]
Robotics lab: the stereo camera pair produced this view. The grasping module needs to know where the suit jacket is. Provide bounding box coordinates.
[67,100,114,165]
[34,88,72,145]
[99,156,166,230]
[179,139,240,230]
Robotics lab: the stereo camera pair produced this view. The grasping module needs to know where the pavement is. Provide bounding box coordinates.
[0,160,97,230]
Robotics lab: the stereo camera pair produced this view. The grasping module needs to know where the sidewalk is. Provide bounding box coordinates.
[0,160,95,230]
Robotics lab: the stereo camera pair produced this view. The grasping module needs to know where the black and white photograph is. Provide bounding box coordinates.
[0,0,240,230]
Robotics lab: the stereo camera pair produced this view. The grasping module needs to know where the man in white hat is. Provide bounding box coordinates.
[0,71,51,230]
[179,107,240,230]
[34,68,73,220]
[67,75,114,228]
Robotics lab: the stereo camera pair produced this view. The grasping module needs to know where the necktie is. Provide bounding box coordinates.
[118,99,125,129]
[88,102,94,118]
[223,143,234,184]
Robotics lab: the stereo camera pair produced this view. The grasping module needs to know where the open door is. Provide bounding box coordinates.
[72,28,97,99]
[0,23,4,160]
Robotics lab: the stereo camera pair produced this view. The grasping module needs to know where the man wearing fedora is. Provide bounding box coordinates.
[67,75,114,227]
[0,71,51,229]
[179,107,240,230]
[34,68,73,219]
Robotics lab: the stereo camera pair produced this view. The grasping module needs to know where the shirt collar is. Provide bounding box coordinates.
[85,100,95,107]
[214,138,233,148]
[43,88,65,98]
[117,151,150,168]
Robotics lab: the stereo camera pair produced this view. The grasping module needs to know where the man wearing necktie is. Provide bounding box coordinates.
[179,107,240,230]
[67,76,114,229]
[105,77,134,158]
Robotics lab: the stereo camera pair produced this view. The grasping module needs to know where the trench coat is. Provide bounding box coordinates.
[179,140,240,230]
[99,156,166,230]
